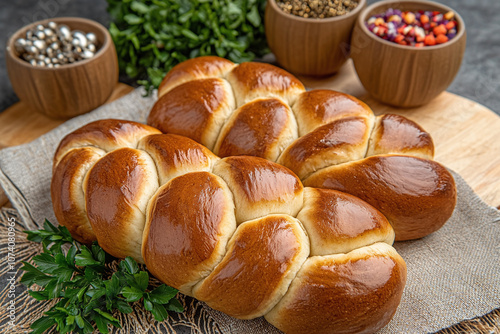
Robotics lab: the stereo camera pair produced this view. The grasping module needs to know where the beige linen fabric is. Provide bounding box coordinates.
[0,88,498,333]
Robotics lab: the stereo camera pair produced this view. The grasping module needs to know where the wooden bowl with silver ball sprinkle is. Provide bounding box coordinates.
[5,17,118,119]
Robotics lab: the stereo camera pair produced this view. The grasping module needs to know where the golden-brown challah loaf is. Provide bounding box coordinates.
[52,119,406,333]
[148,56,456,241]
[51,56,456,334]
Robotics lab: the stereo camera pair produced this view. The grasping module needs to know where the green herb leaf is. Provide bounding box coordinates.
[148,284,178,304]
[121,286,144,302]
[120,256,139,274]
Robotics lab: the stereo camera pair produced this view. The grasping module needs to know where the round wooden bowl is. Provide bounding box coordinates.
[265,0,366,76]
[5,17,118,119]
[351,0,466,108]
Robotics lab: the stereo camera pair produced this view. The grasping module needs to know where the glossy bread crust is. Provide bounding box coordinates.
[143,172,236,296]
[157,56,236,98]
[148,78,235,150]
[367,114,434,159]
[84,148,159,262]
[193,215,309,319]
[265,243,407,334]
[138,133,219,186]
[54,119,160,168]
[226,61,305,107]
[304,155,457,241]
[214,98,298,162]
[212,156,304,224]
[292,90,374,136]
[297,188,394,256]
[51,147,104,244]
[278,116,374,180]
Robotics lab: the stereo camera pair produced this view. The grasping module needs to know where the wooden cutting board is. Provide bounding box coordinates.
[1,61,500,209]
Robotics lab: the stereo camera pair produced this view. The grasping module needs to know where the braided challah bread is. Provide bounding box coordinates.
[148,56,456,241]
[52,119,406,333]
[51,56,456,333]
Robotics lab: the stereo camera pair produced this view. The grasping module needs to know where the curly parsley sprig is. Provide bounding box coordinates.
[21,219,183,334]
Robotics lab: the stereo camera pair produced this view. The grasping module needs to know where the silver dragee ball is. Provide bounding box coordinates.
[24,45,39,56]
[35,30,46,40]
[86,32,97,44]
[87,44,96,53]
[14,38,27,53]
[71,38,81,47]
[48,21,57,30]
[72,31,88,48]
[32,39,47,51]
[44,28,54,38]
[81,50,94,59]
[57,25,71,41]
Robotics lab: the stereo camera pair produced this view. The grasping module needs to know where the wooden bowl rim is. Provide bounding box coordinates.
[6,17,112,71]
[267,0,367,23]
[357,0,466,50]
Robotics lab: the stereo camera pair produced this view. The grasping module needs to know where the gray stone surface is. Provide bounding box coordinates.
[1,0,499,114]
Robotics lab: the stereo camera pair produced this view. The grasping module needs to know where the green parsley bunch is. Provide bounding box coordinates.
[21,220,183,334]
[106,0,269,92]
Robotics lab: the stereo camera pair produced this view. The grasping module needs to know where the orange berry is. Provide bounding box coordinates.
[445,21,455,30]
[433,24,447,36]
[424,34,436,46]
[420,14,429,24]
[415,43,424,47]
[394,35,405,43]
[436,34,449,44]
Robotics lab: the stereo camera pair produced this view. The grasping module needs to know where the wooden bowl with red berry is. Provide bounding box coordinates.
[351,0,466,108]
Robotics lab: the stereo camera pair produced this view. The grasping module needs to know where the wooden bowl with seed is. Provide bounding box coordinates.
[5,17,118,119]
[351,0,466,108]
[265,0,367,76]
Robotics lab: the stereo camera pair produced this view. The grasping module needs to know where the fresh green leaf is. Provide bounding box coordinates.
[144,298,153,312]
[75,246,101,266]
[121,286,144,302]
[31,316,56,334]
[134,271,149,291]
[124,14,144,25]
[148,284,178,304]
[151,302,169,322]
[120,256,139,274]
[131,1,150,14]
[166,298,184,312]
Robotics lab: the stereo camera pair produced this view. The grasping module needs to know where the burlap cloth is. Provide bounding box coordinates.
[0,88,499,333]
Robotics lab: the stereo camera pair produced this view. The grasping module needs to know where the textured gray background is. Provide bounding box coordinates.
[1,0,499,115]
